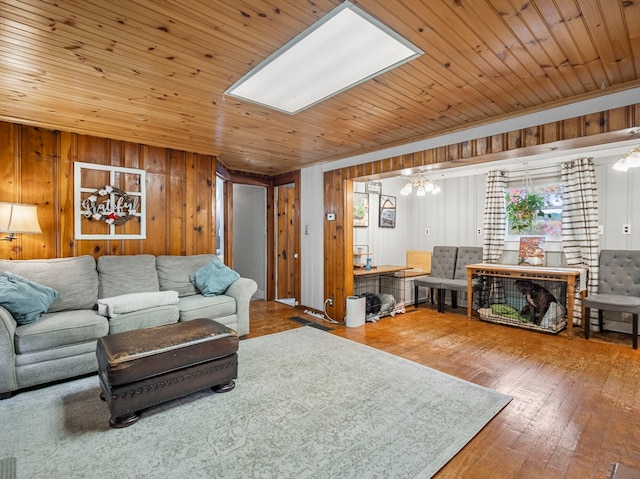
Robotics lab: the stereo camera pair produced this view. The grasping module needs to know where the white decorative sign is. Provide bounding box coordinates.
[81,185,140,225]
[74,162,146,239]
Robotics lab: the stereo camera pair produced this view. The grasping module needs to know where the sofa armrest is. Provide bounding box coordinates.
[0,305,18,396]
[224,277,257,337]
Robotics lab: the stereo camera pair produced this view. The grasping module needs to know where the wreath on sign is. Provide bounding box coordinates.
[84,185,137,225]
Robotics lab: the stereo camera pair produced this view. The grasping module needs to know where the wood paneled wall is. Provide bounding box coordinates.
[323,104,640,319]
[0,121,218,260]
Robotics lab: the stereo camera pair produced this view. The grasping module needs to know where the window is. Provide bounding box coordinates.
[506,183,563,239]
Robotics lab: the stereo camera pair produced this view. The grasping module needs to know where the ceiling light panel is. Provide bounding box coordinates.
[225,1,423,114]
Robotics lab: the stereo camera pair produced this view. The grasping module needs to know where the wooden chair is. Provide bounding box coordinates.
[583,250,640,349]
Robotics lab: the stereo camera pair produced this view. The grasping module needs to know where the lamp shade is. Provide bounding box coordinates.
[0,203,42,234]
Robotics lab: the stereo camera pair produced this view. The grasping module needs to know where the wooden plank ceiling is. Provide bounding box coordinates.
[1,0,639,176]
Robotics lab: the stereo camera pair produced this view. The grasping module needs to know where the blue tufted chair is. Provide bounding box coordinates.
[583,250,640,349]
[438,246,484,312]
[413,246,457,313]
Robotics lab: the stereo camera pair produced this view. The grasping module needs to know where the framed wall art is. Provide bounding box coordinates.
[353,192,369,227]
[365,180,382,194]
[379,195,396,228]
[74,162,146,239]
[517,236,546,266]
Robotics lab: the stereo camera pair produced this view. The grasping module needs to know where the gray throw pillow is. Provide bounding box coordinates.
[0,272,58,325]
[190,258,240,296]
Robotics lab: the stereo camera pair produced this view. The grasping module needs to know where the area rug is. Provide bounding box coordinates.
[0,327,511,479]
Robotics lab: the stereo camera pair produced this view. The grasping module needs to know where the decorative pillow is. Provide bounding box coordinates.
[189,258,240,296]
[0,272,58,325]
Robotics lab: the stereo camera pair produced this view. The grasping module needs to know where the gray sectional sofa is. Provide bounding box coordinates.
[0,254,257,398]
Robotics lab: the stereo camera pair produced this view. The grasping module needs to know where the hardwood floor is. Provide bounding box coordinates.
[246,300,640,479]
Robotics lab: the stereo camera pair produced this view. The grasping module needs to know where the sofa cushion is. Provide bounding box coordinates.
[98,254,159,298]
[0,255,98,312]
[0,272,58,325]
[15,341,98,367]
[190,258,240,296]
[156,254,216,297]
[14,310,108,354]
[177,294,236,322]
[107,304,180,334]
[97,291,179,318]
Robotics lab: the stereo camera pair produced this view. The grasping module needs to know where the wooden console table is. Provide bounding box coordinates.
[466,263,588,338]
[353,265,410,277]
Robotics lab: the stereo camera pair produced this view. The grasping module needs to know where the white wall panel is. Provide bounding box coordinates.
[596,155,640,250]
[353,178,409,266]
[300,165,325,310]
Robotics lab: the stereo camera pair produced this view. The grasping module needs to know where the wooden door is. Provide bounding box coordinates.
[276,184,298,302]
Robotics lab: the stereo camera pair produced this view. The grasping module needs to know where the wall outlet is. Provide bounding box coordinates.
[327,297,334,307]
[623,224,631,235]
[598,225,604,235]
[424,228,430,236]
[476,227,482,235]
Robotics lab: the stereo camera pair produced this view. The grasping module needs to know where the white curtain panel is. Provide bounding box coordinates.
[561,157,600,326]
[482,170,508,305]
[482,170,507,263]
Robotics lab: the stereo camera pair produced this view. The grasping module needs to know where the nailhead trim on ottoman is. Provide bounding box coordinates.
[96,318,238,428]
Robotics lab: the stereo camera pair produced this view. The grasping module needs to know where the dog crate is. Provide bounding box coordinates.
[476,276,568,333]
[353,272,406,319]
[394,271,429,305]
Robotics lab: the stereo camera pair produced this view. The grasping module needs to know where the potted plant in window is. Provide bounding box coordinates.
[506,191,550,234]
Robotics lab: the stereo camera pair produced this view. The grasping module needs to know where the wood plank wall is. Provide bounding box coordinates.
[323,104,640,319]
[0,121,219,260]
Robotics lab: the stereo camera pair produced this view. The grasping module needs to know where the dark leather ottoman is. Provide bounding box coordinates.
[96,318,238,428]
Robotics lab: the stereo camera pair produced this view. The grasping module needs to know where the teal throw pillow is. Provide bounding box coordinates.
[0,272,58,325]
[189,257,240,296]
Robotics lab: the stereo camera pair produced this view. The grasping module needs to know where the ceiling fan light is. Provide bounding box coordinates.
[613,158,629,171]
[625,148,640,167]
[613,145,640,171]
[400,175,441,197]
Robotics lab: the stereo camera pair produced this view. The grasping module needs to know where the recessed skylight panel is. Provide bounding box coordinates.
[225,2,423,114]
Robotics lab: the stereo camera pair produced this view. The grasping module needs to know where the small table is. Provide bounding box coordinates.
[353,265,411,277]
[466,263,587,338]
